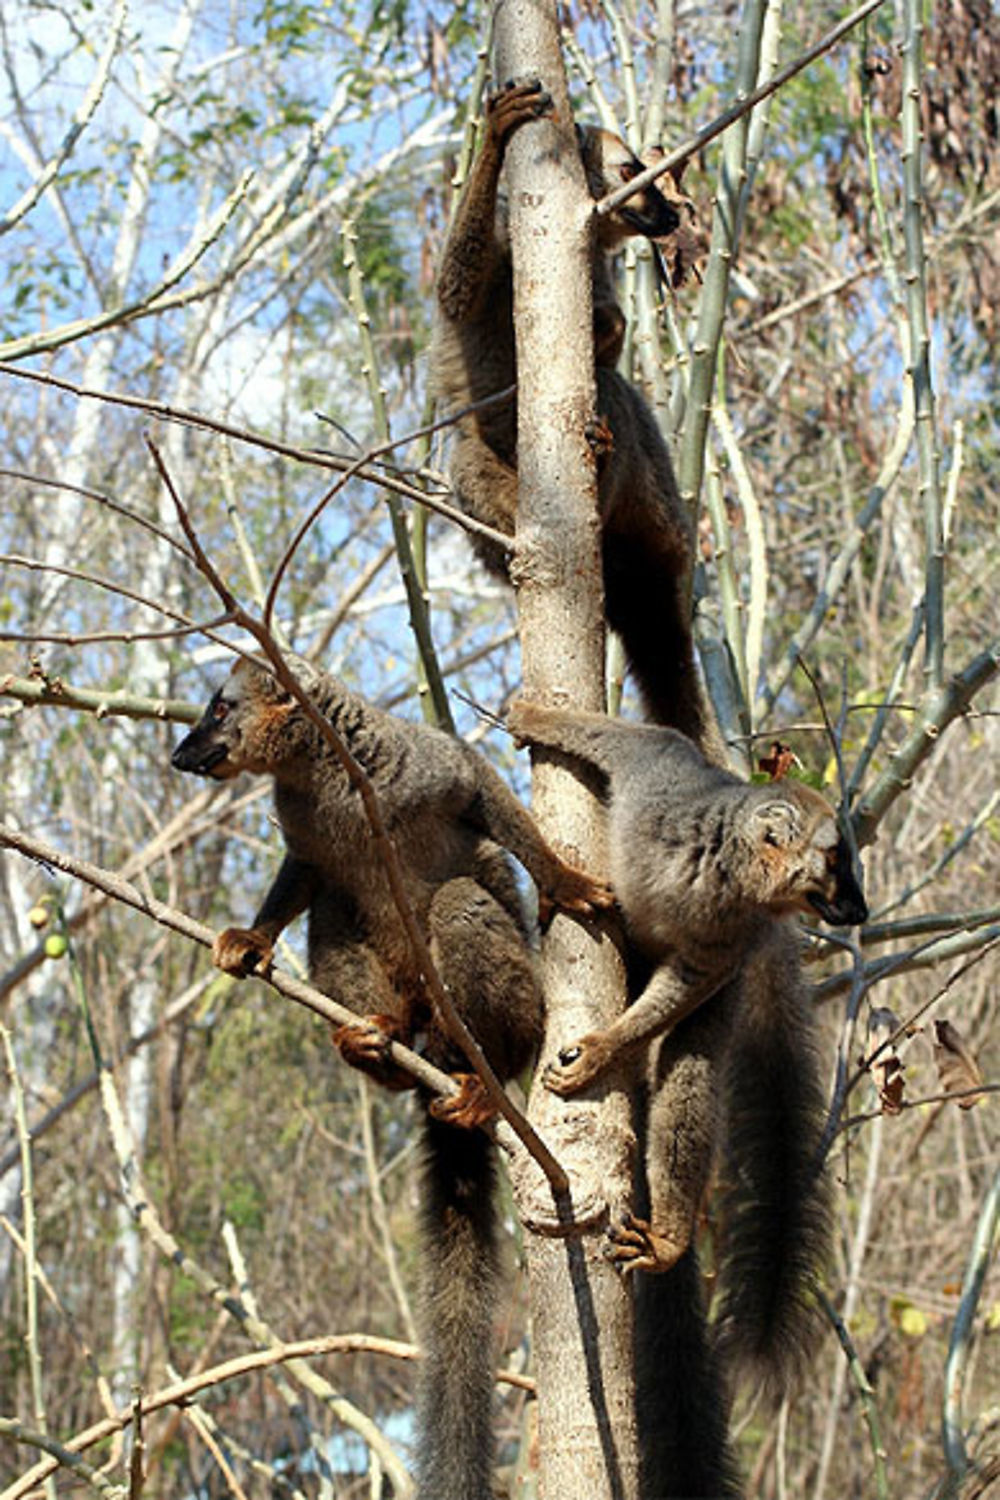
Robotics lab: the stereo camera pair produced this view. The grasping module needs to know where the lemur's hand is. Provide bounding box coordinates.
[543,1033,614,1095]
[213,927,273,977]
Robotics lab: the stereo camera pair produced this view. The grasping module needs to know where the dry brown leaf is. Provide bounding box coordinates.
[866,1007,906,1115]
[932,1018,986,1109]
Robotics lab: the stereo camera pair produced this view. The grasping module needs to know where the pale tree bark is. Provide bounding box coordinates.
[494,4,639,1498]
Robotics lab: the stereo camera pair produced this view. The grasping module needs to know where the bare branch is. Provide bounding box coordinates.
[595,0,889,219]
[0,361,513,553]
[852,641,1000,847]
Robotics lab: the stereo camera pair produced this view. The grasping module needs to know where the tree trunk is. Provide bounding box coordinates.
[494,4,639,1497]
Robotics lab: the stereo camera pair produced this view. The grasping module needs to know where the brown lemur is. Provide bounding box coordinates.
[432,79,716,742]
[172,657,613,1500]
[508,703,868,1395]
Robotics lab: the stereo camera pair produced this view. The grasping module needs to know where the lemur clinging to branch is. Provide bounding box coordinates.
[432,78,717,742]
[509,703,867,1397]
[172,656,612,1500]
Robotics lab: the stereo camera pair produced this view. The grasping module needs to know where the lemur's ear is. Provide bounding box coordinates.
[575,122,586,149]
[750,799,800,849]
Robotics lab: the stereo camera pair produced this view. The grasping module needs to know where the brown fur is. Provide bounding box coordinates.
[172,658,614,1500]
[509,701,867,1405]
[432,80,716,739]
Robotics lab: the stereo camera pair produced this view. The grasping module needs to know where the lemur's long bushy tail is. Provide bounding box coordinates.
[603,529,715,748]
[414,1114,500,1500]
[635,1249,742,1499]
[714,930,833,1396]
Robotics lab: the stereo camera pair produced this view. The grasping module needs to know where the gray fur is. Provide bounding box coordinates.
[431,80,716,740]
[509,701,867,1400]
[172,659,613,1500]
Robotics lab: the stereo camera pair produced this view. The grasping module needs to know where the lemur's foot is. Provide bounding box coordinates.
[585,414,615,469]
[213,926,273,977]
[605,1212,689,1274]
[429,1073,496,1130]
[332,1014,414,1091]
[543,860,615,922]
[543,1033,612,1095]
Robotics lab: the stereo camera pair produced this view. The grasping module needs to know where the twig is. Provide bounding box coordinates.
[2,1332,537,1499]
[0,820,457,1101]
[1,1026,57,1500]
[811,1109,885,1500]
[712,384,767,723]
[941,1166,1000,1492]
[0,1215,118,1423]
[816,1288,890,1500]
[0,551,230,636]
[0,171,254,363]
[853,906,1000,948]
[871,790,999,922]
[221,1222,337,1495]
[851,640,1000,847]
[0,468,198,562]
[340,215,453,730]
[97,1066,416,1500]
[834,937,1000,1109]
[596,0,888,218]
[357,1077,419,1341]
[676,0,767,516]
[900,0,946,691]
[0,0,126,235]
[760,396,915,716]
[815,924,1000,1003]
[0,1419,126,1499]
[847,601,924,801]
[0,361,513,554]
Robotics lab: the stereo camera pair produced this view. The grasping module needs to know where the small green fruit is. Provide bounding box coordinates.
[43,934,68,960]
[28,904,50,929]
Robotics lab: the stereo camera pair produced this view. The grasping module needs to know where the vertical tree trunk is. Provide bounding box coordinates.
[493,5,639,1497]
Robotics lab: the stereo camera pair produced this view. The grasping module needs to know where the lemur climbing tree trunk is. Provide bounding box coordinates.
[493,2,640,1496]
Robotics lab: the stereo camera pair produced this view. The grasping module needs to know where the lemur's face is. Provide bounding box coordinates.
[171,660,294,781]
[579,127,679,243]
[750,786,868,927]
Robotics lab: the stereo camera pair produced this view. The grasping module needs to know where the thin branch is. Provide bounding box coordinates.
[676,0,767,515]
[0,0,126,235]
[0,1420,126,1500]
[335,217,452,729]
[858,937,999,1101]
[2,1332,536,1500]
[595,0,888,219]
[0,973,213,1179]
[817,924,1000,1004]
[851,640,1000,847]
[900,0,946,691]
[0,468,197,563]
[0,172,254,363]
[0,820,457,1101]
[870,790,999,921]
[221,1222,336,1496]
[0,552,224,633]
[1,1026,56,1500]
[0,360,514,553]
[847,601,924,801]
[760,394,915,716]
[941,1166,1000,1491]
[816,1288,890,1500]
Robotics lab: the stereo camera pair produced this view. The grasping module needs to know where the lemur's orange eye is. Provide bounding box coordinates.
[619,161,638,183]
[212,700,229,722]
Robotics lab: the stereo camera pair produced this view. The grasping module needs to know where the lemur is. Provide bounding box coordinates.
[172,657,612,1500]
[431,78,716,744]
[509,702,868,1489]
